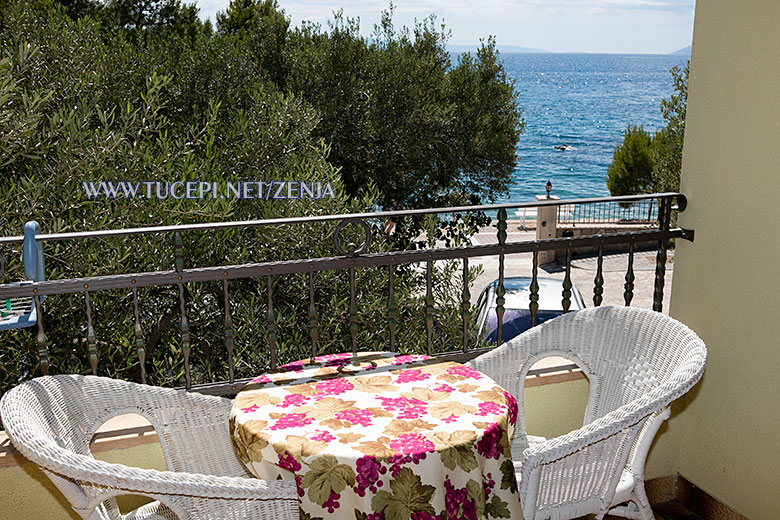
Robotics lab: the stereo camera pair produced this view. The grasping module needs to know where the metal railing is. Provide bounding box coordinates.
[557,197,660,225]
[0,192,692,395]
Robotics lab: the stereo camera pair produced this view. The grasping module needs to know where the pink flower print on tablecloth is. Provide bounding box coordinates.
[504,391,518,426]
[279,393,308,408]
[240,404,260,413]
[313,378,354,400]
[311,430,336,443]
[389,433,435,455]
[395,369,430,384]
[441,414,458,424]
[446,365,483,379]
[411,512,440,520]
[249,374,272,384]
[376,396,427,419]
[269,413,314,430]
[432,383,456,393]
[353,456,387,497]
[318,352,354,368]
[475,422,504,460]
[316,353,352,362]
[483,472,496,499]
[444,477,478,520]
[321,490,342,513]
[277,360,306,373]
[476,401,505,417]
[277,450,302,472]
[335,408,373,427]
[389,354,431,365]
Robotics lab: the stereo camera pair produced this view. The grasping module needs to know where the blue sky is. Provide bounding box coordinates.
[195,0,695,54]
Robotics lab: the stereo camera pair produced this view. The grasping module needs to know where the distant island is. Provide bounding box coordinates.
[448,44,549,54]
[450,44,692,55]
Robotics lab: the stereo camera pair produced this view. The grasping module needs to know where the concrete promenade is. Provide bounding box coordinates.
[468,221,674,313]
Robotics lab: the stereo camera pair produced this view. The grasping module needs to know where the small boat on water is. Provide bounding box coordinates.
[554,144,577,151]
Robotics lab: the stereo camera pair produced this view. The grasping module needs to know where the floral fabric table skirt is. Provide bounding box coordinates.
[230,352,522,520]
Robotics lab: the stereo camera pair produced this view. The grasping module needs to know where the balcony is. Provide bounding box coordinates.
[2,0,780,514]
[0,193,696,518]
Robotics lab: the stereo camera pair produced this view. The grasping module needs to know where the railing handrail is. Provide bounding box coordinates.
[0,192,685,245]
[0,192,690,393]
[0,227,692,299]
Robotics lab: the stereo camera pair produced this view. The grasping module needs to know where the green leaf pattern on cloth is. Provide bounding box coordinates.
[301,454,357,505]
[500,459,518,494]
[486,495,512,519]
[371,468,436,520]
[466,478,487,518]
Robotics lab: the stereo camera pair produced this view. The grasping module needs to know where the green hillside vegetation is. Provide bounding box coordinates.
[0,0,523,393]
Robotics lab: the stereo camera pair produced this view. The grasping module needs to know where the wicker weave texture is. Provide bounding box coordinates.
[468,306,707,520]
[0,375,299,520]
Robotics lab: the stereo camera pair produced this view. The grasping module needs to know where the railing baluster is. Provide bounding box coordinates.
[530,249,539,327]
[174,232,184,272]
[34,295,49,375]
[624,241,635,306]
[266,276,277,370]
[132,287,146,384]
[496,209,507,345]
[308,270,318,363]
[349,265,357,356]
[425,258,433,355]
[223,279,235,384]
[387,263,397,352]
[562,246,573,312]
[461,257,470,354]
[174,232,191,390]
[84,291,98,375]
[178,285,190,389]
[653,197,672,312]
[593,243,604,307]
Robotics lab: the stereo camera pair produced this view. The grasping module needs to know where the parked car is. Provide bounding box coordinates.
[474,276,585,344]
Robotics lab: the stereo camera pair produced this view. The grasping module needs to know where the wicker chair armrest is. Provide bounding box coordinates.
[522,348,706,472]
[520,397,655,474]
[20,442,296,500]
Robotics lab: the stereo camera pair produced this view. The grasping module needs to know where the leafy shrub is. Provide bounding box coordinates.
[606,124,655,196]
[0,1,484,395]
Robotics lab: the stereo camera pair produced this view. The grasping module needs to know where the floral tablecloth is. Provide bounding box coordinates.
[230,351,522,520]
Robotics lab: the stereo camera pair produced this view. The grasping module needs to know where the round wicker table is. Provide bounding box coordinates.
[230,351,522,520]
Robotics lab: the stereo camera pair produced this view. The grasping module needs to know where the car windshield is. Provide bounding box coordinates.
[481,309,563,343]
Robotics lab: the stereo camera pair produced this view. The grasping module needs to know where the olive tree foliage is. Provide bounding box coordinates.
[607,61,689,196]
[0,0,477,395]
[214,0,523,214]
[653,62,688,193]
[606,125,655,196]
[286,8,524,212]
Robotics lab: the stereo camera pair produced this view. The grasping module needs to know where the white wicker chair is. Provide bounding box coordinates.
[0,374,299,520]
[468,306,706,520]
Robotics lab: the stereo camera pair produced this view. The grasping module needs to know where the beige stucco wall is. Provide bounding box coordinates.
[661,0,780,517]
[524,379,588,438]
[0,443,166,520]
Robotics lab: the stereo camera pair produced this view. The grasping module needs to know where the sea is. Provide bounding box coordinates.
[495,53,690,203]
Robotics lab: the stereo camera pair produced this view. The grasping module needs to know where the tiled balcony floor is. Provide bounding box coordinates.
[580,500,704,520]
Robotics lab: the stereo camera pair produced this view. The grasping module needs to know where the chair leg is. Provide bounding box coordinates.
[606,483,654,520]
[631,482,655,520]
